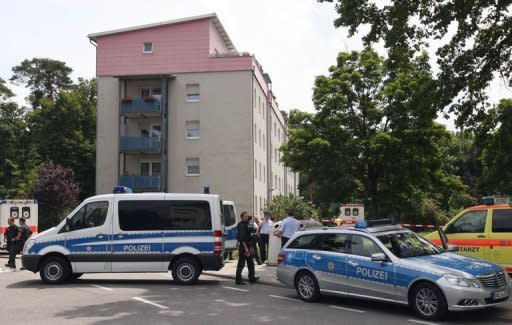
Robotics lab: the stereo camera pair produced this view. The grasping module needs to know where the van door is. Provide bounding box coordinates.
[112,197,166,272]
[444,209,491,261]
[489,209,512,273]
[65,200,112,273]
[223,202,238,252]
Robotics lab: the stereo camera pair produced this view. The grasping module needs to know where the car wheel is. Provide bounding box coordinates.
[411,282,448,320]
[40,256,71,284]
[171,257,201,284]
[295,271,320,302]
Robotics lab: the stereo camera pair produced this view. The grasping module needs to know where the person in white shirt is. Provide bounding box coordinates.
[277,209,301,247]
[258,211,273,262]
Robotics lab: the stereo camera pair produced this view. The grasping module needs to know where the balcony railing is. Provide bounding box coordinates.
[120,98,161,115]
[120,136,161,152]
[119,175,160,190]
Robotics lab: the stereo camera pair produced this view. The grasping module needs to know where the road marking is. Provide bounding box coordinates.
[269,294,300,302]
[132,297,168,309]
[90,284,113,291]
[329,305,365,313]
[408,319,439,325]
[222,286,249,292]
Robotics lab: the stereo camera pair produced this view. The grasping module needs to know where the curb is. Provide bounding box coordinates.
[203,272,285,288]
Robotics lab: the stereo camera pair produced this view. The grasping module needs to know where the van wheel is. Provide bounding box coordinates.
[40,256,71,284]
[411,282,447,320]
[295,271,320,302]
[172,257,200,284]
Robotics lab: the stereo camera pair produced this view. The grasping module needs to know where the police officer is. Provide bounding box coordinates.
[4,218,19,268]
[235,211,259,285]
[277,209,301,247]
[248,216,262,265]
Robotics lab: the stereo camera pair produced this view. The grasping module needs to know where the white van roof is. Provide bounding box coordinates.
[85,193,221,202]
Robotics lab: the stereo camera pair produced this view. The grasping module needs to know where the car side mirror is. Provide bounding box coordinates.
[371,253,388,262]
[447,244,459,252]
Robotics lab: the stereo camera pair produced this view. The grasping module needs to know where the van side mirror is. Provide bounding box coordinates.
[371,253,388,262]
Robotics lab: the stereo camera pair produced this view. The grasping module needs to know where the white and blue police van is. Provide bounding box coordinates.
[277,219,511,320]
[22,187,225,284]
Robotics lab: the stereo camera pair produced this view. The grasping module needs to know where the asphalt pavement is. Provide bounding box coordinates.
[1,257,511,325]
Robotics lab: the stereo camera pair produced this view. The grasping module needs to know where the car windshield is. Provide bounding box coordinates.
[377,232,443,258]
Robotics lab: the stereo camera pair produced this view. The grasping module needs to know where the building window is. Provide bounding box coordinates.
[254,160,257,179]
[186,158,200,176]
[263,134,266,151]
[186,121,200,139]
[186,84,200,102]
[259,162,262,182]
[263,166,266,183]
[140,88,150,98]
[140,161,160,176]
[254,124,257,144]
[143,42,153,53]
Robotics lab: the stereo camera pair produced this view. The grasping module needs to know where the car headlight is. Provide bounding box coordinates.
[23,239,35,253]
[444,274,481,288]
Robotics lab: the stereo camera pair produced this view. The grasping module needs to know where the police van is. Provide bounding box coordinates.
[21,188,225,284]
[277,219,511,320]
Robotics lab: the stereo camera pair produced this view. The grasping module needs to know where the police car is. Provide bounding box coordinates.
[22,187,225,284]
[276,219,511,320]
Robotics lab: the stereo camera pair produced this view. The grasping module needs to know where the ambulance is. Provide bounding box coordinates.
[0,199,38,250]
[335,203,364,226]
[425,197,512,274]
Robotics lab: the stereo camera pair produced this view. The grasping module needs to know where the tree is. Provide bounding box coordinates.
[0,77,14,101]
[28,83,96,199]
[266,195,316,220]
[480,99,512,195]
[29,161,79,231]
[320,0,512,127]
[282,48,464,224]
[11,58,73,109]
[0,101,39,197]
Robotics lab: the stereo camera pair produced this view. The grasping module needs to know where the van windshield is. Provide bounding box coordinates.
[377,232,443,258]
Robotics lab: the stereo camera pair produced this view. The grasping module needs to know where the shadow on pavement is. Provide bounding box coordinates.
[6,278,222,289]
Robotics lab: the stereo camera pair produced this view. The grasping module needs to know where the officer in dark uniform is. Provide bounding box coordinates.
[4,217,19,268]
[235,211,259,285]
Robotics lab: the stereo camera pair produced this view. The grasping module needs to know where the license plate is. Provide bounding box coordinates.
[492,290,508,300]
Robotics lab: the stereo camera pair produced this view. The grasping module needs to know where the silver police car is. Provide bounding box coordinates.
[276,220,511,320]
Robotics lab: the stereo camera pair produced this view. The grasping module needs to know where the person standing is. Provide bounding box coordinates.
[4,218,18,268]
[278,209,301,247]
[235,212,259,285]
[249,216,262,265]
[258,211,273,262]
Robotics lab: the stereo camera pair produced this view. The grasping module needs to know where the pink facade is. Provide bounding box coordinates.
[94,18,252,77]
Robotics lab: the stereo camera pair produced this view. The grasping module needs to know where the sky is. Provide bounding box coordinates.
[2,0,511,129]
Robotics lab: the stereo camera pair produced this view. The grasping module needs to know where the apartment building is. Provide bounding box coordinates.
[88,13,299,215]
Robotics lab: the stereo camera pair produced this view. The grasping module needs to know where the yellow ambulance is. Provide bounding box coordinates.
[425,198,512,274]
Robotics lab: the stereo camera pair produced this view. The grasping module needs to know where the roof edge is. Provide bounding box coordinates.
[87,13,218,41]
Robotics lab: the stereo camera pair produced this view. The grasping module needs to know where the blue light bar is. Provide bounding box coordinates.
[355,218,396,229]
[113,186,133,193]
[355,220,368,228]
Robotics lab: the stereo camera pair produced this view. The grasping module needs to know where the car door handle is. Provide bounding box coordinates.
[96,233,107,239]
[348,260,358,267]
[477,235,486,238]
[312,254,322,261]
[114,233,124,239]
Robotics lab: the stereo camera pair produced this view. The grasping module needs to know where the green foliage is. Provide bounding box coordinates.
[282,48,470,223]
[480,99,512,196]
[0,102,39,198]
[265,195,316,220]
[320,0,512,128]
[11,58,73,109]
[28,80,97,199]
[0,77,14,100]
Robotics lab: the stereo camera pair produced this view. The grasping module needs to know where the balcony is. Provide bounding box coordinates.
[119,175,160,191]
[120,136,161,153]
[120,98,161,116]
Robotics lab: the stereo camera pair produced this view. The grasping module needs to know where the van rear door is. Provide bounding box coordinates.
[223,202,238,252]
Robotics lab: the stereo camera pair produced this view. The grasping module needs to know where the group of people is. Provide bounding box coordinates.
[235,209,301,285]
[3,217,31,269]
